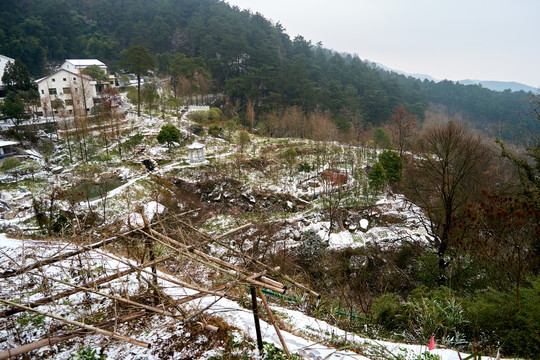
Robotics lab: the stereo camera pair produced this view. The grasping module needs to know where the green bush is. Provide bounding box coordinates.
[406,287,468,347]
[463,276,540,358]
[370,293,407,333]
[208,124,222,137]
[190,124,204,135]
[189,110,209,123]
[208,107,224,121]
[122,133,144,152]
[296,230,328,266]
[298,161,312,173]
[2,157,21,171]
[69,346,106,360]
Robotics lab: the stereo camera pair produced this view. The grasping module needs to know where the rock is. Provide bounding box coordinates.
[51,166,63,174]
[292,229,301,240]
[360,218,369,230]
[100,172,117,179]
[1,192,13,202]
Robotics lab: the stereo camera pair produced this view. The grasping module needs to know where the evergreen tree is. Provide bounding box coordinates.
[368,162,387,193]
[120,45,155,116]
[157,124,180,149]
[379,150,403,183]
[1,58,33,92]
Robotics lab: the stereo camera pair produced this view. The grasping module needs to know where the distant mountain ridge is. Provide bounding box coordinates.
[457,79,538,93]
[374,63,538,93]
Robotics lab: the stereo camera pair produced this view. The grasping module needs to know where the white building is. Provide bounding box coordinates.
[0,55,15,97]
[61,59,116,88]
[35,69,98,117]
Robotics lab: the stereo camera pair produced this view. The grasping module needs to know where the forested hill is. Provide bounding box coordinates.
[0,0,537,139]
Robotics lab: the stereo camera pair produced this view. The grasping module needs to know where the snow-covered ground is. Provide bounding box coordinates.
[0,234,499,360]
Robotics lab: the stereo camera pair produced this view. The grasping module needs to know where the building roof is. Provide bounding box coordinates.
[35,68,90,84]
[187,141,205,150]
[64,59,106,68]
[0,140,19,147]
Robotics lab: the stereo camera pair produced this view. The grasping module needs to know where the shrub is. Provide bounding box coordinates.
[463,276,540,358]
[370,293,406,333]
[296,230,328,266]
[69,346,106,360]
[189,110,209,123]
[208,107,224,121]
[122,133,144,152]
[190,123,204,135]
[405,287,468,348]
[2,157,21,171]
[298,161,312,173]
[208,124,222,137]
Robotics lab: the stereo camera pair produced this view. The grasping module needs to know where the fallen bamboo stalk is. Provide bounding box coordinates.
[143,230,286,294]
[184,222,252,252]
[0,254,175,317]
[0,311,146,360]
[148,229,286,292]
[177,220,320,298]
[0,225,150,279]
[0,298,150,349]
[261,276,286,290]
[256,287,292,359]
[214,235,319,298]
[25,271,221,334]
[214,222,253,240]
[29,271,179,318]
[91,247,230,299]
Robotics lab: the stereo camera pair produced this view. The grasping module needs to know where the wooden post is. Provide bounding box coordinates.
[250,285,264,352]
[256,287,292,359]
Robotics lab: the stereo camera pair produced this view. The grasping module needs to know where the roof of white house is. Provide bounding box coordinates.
[35,68,90,84]
[0,140,19,147]
[0,55,15,86]
[63,59,106,68]
[187,141,205,150]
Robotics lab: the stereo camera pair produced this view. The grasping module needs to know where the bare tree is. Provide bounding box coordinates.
[404,121,493,280]
[389,106,417,156]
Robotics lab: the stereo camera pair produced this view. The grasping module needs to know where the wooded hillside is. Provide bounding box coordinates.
[0,0,537,139]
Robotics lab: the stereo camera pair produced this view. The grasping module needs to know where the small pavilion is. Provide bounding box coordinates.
[187,141,205,163]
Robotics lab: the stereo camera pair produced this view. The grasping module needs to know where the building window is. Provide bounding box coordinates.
[63,78,67,81]
[49,88,57,95]
[41,89,44,94]
[65,99,73,106]
[63,87,71,94]
[73,77,77,81]
[52,78,56,82]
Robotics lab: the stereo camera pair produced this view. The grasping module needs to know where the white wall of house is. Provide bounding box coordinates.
[36,69,98,117]
[61,59,116,87]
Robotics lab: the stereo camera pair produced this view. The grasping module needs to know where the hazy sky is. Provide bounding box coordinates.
[225,0,540,88]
